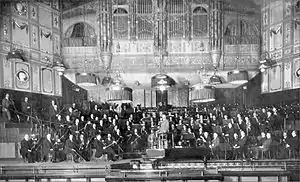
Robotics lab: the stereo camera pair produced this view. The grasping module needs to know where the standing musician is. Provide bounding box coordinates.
[41,134,53,162]
[20,134,34,163]
[21,97,31,122]
[2,93,12,121]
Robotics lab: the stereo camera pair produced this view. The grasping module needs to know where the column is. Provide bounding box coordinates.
[98,0,113,70]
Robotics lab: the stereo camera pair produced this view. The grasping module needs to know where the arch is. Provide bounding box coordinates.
[113,8,128,14]
[193,6,207,14]
[63,22,97,47]
[224,19,259,45]
[192,5,208,37]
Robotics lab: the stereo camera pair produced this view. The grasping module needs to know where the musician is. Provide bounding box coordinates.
[159,114,169,134]
[148,129,156,149]
[286,130,299,158]
[49,100,58,121]
[2,93,12,121]
[52,135,65,162]
[104,134,117,160]
[251,112,261,137]
[29,134,39,162]
[72,118,83,135]
[236,131,248,159]
[20,134,33,163]
[78,134,89,160]
[254,132,272,159]
[231,133,240,159]
[21,97,31,122]
[209,133,220,158]
[94,134,105,158]
[131,128,142,152]
[42,134,53,162]
[64,134,78,162]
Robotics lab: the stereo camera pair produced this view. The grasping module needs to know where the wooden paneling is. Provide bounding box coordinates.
[12,18,30,47]
[31,64,40,92]
[42,68,53,94]
[0,143,15,158]
[3,56,13,89]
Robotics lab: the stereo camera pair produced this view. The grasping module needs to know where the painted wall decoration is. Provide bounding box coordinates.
[39,7,52,28]
[42,68,53,93]
[54,71,62,95]
[52,0,59,10]
[293,58,300,88]
[13,2,28,17]
[294,18,300,45]
[15,62,30,90]
[40,28,52,54]
[53,34,60,55]
[31,25,39,50]
[270,64,282,91]
[261,69,269,93]
[12,18,29,47]
[53,14,60,30]
[283,61,292,89]
[0,16,11,42]
[30,5,38,21]
[31,64,40,92]
[283,22,292,46]
[3,58,13,88]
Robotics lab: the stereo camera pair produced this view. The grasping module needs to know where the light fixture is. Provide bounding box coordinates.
[76,73,98,86]
[259,52,277,72]
[151,74,175,90]
[189,86,216,103]
[6,49,25,61]
[106,86,133,103]
[227,69,249,85]
[209,66,222,85]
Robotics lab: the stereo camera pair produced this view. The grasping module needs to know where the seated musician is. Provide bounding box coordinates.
[94,134,116,161]
[64,134,78,162]
[78,134,89,161]
[42,134,53,162]
[231,133,240,159]
[104,134,117,161]
[254,132,272,159]
[286,130,299,158]
[20,134,34,163]
[235,131,247,159]
[29,134,39,162]
[52,135,65,162]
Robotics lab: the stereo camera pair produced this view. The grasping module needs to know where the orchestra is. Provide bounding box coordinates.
[2,95,297,163]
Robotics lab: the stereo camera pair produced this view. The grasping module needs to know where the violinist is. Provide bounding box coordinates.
[52,135,65,162]
[64,134,78,162]
[131,128,142,152]
[104,134,117,161]
[78,134,89,160]
[41,134,53,162]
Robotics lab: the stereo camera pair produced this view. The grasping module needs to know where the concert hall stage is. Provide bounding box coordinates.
[0,155,299,182]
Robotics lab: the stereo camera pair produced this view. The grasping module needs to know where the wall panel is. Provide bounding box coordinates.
[283,61,292,89]
[42,68,53,94]
[3,56,13,89]
[133,89,144,107]
[269,64,282,92]
[293,58,300,88]
[31,64,40,92]
[12,18,29,47]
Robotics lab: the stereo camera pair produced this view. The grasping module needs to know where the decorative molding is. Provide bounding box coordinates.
[283,61,292,89]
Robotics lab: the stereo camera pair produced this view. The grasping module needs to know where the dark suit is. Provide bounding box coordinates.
[2,98,11,121]
[42,139,53,161]
[20,139,33,163]
[94,139,105,158]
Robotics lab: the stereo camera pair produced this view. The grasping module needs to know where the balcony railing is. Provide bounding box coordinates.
[63,37,97,47]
